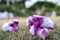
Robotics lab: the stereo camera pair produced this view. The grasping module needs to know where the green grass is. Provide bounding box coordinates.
[0,24,60,40]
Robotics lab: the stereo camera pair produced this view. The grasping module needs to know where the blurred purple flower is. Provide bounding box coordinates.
[2,19,19,33]
[26,15,54,40]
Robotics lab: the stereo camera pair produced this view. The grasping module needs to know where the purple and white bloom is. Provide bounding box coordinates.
[26,15,54,40]
[2,19,19,33]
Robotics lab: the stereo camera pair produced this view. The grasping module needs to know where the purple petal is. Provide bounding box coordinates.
[10,24,14,27]
[28,19,33,26]
[13,21,19,27]
[45,27,54,30]
[42,30,48,37]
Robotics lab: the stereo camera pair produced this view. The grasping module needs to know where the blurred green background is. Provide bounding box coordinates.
[0,0,60,17]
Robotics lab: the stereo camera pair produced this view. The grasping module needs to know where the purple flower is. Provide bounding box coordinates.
[2,19,19,33]
[26,15,54,40]
[9,19,19,32]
